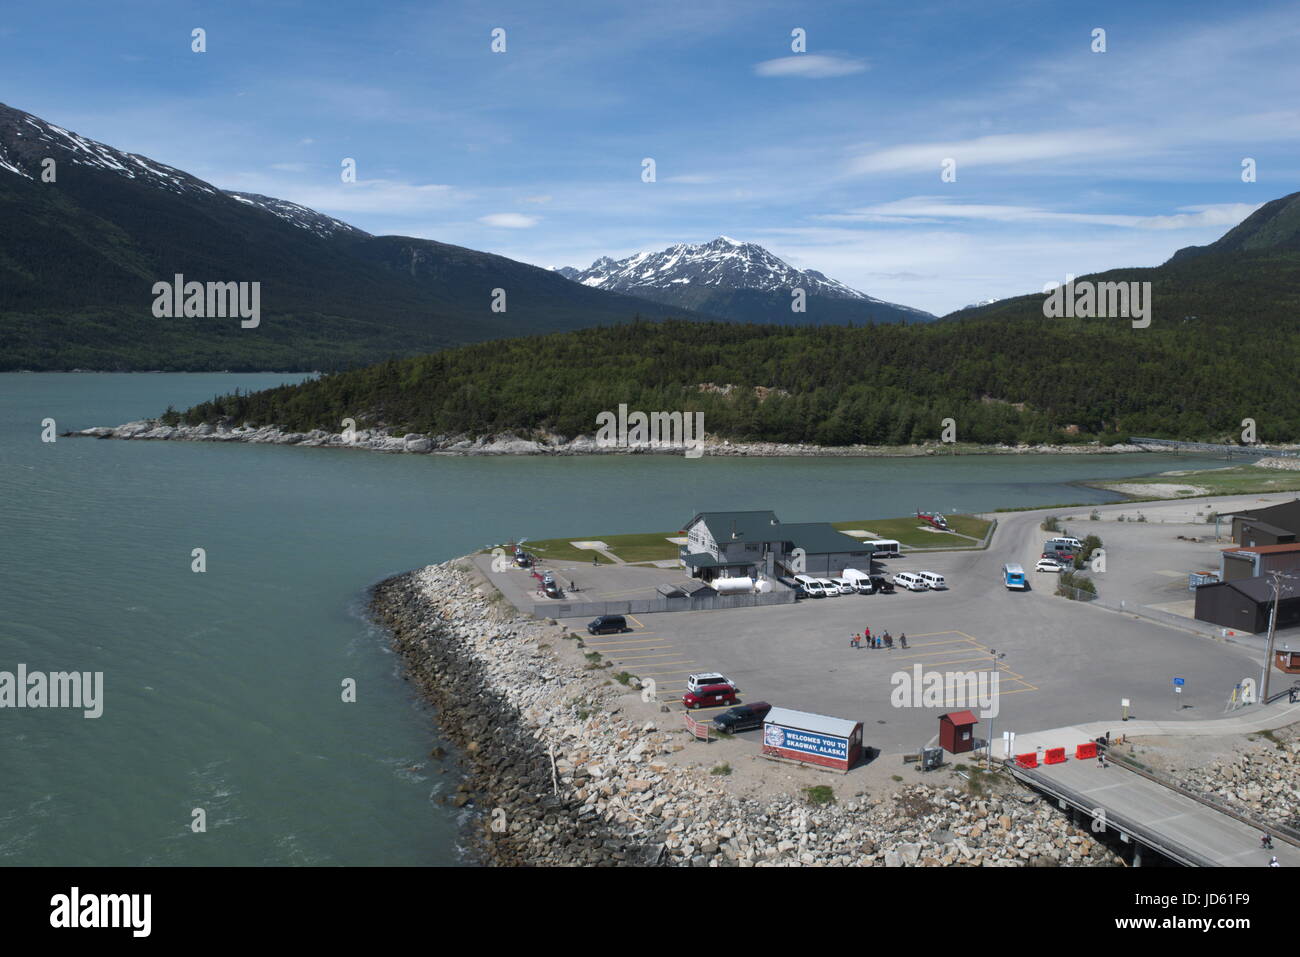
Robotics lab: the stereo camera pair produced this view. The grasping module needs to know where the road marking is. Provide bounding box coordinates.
[612,652,693,662]
[627,614,647,628]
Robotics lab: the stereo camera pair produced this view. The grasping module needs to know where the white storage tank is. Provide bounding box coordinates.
[712,576,756,594]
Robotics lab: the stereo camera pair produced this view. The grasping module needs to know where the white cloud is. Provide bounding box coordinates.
[479,212,540,229]
[754,54,867,79]
[847,130,1140,176]
[823,197,1262,231]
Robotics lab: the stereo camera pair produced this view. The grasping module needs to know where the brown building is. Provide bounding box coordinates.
[1230,500,1300,547]
[1194,576,1300,634]
[1220,543,1300,582]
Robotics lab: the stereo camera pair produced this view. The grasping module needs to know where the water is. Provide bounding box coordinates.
[0,373,1232,865]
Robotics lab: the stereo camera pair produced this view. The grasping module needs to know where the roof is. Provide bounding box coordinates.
[777,522,875,555]
[1224,543,1300,555]
[687,510,782,543]
[1231,499,1300,534]
[1201,577,1300,603]
[942,710,979,726]
[680,552,732,568]
[1236,521,1297,540]
[764,706,860,738]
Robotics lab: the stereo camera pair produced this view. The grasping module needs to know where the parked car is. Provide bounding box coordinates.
[683,684,738,710]
[1036,558,1065,573]
[1042,549,1076,564]
[830,577,856,595]
[542,582,564,598]
[869,575,895,594]
[712,701,772,733]
[687,672,737,693]
[917,571,947,590]
[893,571,929,591]
[793,574,825,597]
[587,615,629,635]
[817,578,840,596]
[1047,536,1083,551]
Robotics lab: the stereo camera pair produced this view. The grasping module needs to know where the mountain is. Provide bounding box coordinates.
[1167,193,1300,263]
[939,189,1300,326]
[173,190,1300,448]
[556,237,935,325]
[0,103,709,371]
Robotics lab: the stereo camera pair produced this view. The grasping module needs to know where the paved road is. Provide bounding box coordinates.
[1015,756,1300,867]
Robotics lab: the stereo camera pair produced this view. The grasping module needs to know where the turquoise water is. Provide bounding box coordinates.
[0,373,1232,865]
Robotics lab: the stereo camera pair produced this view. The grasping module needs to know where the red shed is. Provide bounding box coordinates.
[939,710,979,754]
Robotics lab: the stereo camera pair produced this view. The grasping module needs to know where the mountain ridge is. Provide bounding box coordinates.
[556,236,936,325]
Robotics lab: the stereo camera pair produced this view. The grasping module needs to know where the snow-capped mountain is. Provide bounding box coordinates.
[556,237,934,324]
[0,103,365,240]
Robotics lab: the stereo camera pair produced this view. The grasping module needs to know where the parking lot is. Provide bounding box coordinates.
[473,494,1300,759]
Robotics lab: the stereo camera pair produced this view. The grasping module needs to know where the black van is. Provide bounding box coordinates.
[587,615,629,635]
[712,701,772,733]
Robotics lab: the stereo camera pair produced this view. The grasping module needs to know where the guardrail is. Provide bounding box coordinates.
[1103,748,1300,848]
[1006,760,1216,867]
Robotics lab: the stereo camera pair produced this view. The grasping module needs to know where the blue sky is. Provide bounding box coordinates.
[3,0,1298,314]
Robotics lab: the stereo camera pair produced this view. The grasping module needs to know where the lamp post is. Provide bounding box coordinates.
[987,648,1006,770]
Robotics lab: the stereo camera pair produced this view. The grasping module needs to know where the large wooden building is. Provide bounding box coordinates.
[679,510,875,582]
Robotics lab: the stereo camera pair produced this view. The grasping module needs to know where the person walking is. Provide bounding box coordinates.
[899,632,908,649]
[1269,856,1280,867]
[884,632,893,649]
[1261,833,1274,850]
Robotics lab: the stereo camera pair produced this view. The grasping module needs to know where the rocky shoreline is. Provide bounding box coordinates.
[370,558,1121,866]
[72,418,1184,458]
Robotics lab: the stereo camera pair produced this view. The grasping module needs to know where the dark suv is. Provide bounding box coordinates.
[712,702,772,733]
[587,615,629,635]
[869,575,895,594]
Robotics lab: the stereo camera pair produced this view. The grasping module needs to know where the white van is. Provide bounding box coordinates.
[842,568,874,594]
[917,571,947,590]
[830,577,856,595]
[793,574,824,598]
[870,539,901,559]
[817,578,840,596]
[893,571,929,592]
[1048,537,1083,550]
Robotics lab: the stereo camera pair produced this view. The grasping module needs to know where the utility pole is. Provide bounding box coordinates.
[1261,571,1291,703]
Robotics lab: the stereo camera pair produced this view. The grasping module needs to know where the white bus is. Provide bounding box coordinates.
[870,539,901,559]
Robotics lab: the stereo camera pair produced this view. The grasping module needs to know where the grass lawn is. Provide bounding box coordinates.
[495,530,681,564]
[1086,465,1300,497]
[831,513,993,547]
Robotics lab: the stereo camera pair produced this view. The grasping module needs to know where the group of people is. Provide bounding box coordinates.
[851,627,907,650]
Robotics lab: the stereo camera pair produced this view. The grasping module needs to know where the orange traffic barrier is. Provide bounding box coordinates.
[1044,747,1066,765]
[1076,742,1098,760]
[1015,752,1038,769]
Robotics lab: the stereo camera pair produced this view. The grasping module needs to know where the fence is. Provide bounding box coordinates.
[538,586,796,619]
[1056,584,1099,602]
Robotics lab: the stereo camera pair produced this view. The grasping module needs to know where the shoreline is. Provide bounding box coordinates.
[369,558,1125,867]
[64,418,1268,459]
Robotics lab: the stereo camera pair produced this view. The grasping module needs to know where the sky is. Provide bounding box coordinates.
[2,0,1298,315]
